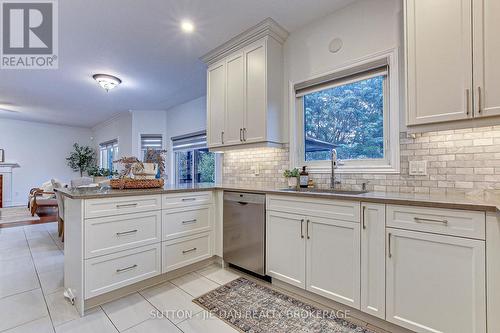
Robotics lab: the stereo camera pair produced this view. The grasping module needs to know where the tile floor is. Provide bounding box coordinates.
[0,223,241,333]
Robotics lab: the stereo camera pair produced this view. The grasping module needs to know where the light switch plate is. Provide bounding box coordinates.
[409,160,427,176]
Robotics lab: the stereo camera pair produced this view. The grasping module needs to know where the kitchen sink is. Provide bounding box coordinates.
[279,188,368,195]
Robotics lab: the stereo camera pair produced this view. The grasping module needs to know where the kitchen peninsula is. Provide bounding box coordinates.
[57,184,500,333]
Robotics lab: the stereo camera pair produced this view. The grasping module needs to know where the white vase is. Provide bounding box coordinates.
[287,177,298,189]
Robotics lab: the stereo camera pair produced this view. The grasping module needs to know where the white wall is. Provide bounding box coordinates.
[283,0,403,134]
[165,96,207,184]
[0,118,92,206]
[131,110,168,158]
[92,112,133,159]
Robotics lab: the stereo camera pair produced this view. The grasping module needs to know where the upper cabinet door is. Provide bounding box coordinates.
[224,52,245,145]
[244,40,267,143]
[406,0,473,125]
[207,62,226,147]
[473,0,500,118]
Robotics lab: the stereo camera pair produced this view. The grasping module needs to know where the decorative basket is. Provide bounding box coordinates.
[110,178,164,189]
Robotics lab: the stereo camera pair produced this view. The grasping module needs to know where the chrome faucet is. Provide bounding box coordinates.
[331,149,339,189]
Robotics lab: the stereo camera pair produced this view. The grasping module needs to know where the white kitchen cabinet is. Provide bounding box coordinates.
[473,0,500,118]
[207,61,226,147]
[243,40,267,143]
[405,0,473,125]
[224,52,245,145]
[266,210,306,288]
[386,228,486,333]
[306,216,360,308]
[360,203,385,319]
[203,19,287,149]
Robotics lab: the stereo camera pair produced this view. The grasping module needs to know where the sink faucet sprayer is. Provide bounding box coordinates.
[331,149,339,189]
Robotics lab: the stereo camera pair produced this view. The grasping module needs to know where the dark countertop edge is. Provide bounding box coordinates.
[55,186,500,213]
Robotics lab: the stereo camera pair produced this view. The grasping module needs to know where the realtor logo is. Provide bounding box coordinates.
[1,0,58,69]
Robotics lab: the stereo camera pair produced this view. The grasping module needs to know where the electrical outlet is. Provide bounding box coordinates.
[409,160,427,176]
[251,165,260,176]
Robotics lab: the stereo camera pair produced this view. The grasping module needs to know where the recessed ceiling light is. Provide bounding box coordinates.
[181,20,195,33]
[92,74,122,92]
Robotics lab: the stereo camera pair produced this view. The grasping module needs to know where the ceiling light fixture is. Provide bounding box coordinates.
[92,74,122,92]
[181,20,195,33]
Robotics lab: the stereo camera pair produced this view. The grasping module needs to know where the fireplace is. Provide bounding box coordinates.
[0,163,20,207]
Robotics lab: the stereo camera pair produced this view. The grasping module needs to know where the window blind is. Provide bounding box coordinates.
[295,58,389,97]
[140,134,163,151]
[172,131,207,152]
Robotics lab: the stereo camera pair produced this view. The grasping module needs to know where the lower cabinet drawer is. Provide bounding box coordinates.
[85,243,161,299]
[162,206,211,241]
[387,205,485,240]
[85,211,161,258]
[162,232,212,273]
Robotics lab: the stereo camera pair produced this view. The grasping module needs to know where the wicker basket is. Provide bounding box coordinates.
[110,178,164,189]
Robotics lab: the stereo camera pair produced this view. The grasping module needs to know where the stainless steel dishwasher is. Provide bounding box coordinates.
[223,191,266,276]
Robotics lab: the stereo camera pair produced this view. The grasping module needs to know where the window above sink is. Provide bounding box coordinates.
[290,49,400,174]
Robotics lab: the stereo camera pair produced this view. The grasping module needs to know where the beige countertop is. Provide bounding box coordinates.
[55,183,500,213]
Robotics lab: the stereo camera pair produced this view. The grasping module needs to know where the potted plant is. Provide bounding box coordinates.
[66,143,96,177]
[283,168,300,188]
[144,148,167,178]
[87,167,118,183]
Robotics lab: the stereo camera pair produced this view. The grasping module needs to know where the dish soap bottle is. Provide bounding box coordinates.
[299,166,309,188]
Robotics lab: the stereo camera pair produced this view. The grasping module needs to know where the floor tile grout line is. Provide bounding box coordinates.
[138,284,201,329]
[0,315,52,333]
[100,305,121,332]
[0,286,41,301]
[20,227,57,333]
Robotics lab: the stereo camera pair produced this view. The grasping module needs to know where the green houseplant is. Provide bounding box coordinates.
[87,167,118,182]
[66,143,96,177]
[283,168,300,188]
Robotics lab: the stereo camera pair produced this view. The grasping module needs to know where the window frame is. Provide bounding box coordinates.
[290,49,400,174]
[99,139,119,170]
[140,134,163,161]
[171,131,221,185]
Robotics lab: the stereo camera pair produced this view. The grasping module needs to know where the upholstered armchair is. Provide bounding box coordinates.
[28,184,58,217]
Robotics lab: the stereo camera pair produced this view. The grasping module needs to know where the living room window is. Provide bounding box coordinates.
[172,131,219,185]
[140,134,163,161]
[292,51,399,173]
[99,139,118,170]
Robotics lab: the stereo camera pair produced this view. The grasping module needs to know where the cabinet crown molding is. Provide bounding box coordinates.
[200,17,289,66]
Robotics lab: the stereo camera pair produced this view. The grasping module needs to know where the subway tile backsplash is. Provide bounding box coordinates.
[222,125,500,194]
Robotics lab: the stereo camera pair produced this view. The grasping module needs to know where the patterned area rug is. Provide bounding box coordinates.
[0,206,40,225]
[193,277,374,333]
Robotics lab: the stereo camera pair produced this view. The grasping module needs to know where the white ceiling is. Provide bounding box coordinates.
[0,0,355,128]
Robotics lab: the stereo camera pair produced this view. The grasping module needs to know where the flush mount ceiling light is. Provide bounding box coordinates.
[92,74,122,92]
[181,19,195,33]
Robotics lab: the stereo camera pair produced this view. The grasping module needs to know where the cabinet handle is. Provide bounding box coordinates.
[116,229,138,236]
[182,247,197,254]
[388,233,392,258]
[300,219,304,239]
[182,219,197,224]
[306,219,310,239]
[240,128,243,142]
[116,203,138,209]
[181,198,196,202]
[362,205,366,230]
[466,89,471,116]
[243,128,247,141]
[478,86,482,114]
[414,217,448,225]
[221,131,224,144]
[116,264,138,273]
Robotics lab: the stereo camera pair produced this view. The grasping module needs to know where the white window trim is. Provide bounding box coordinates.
[289,48,400,174]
